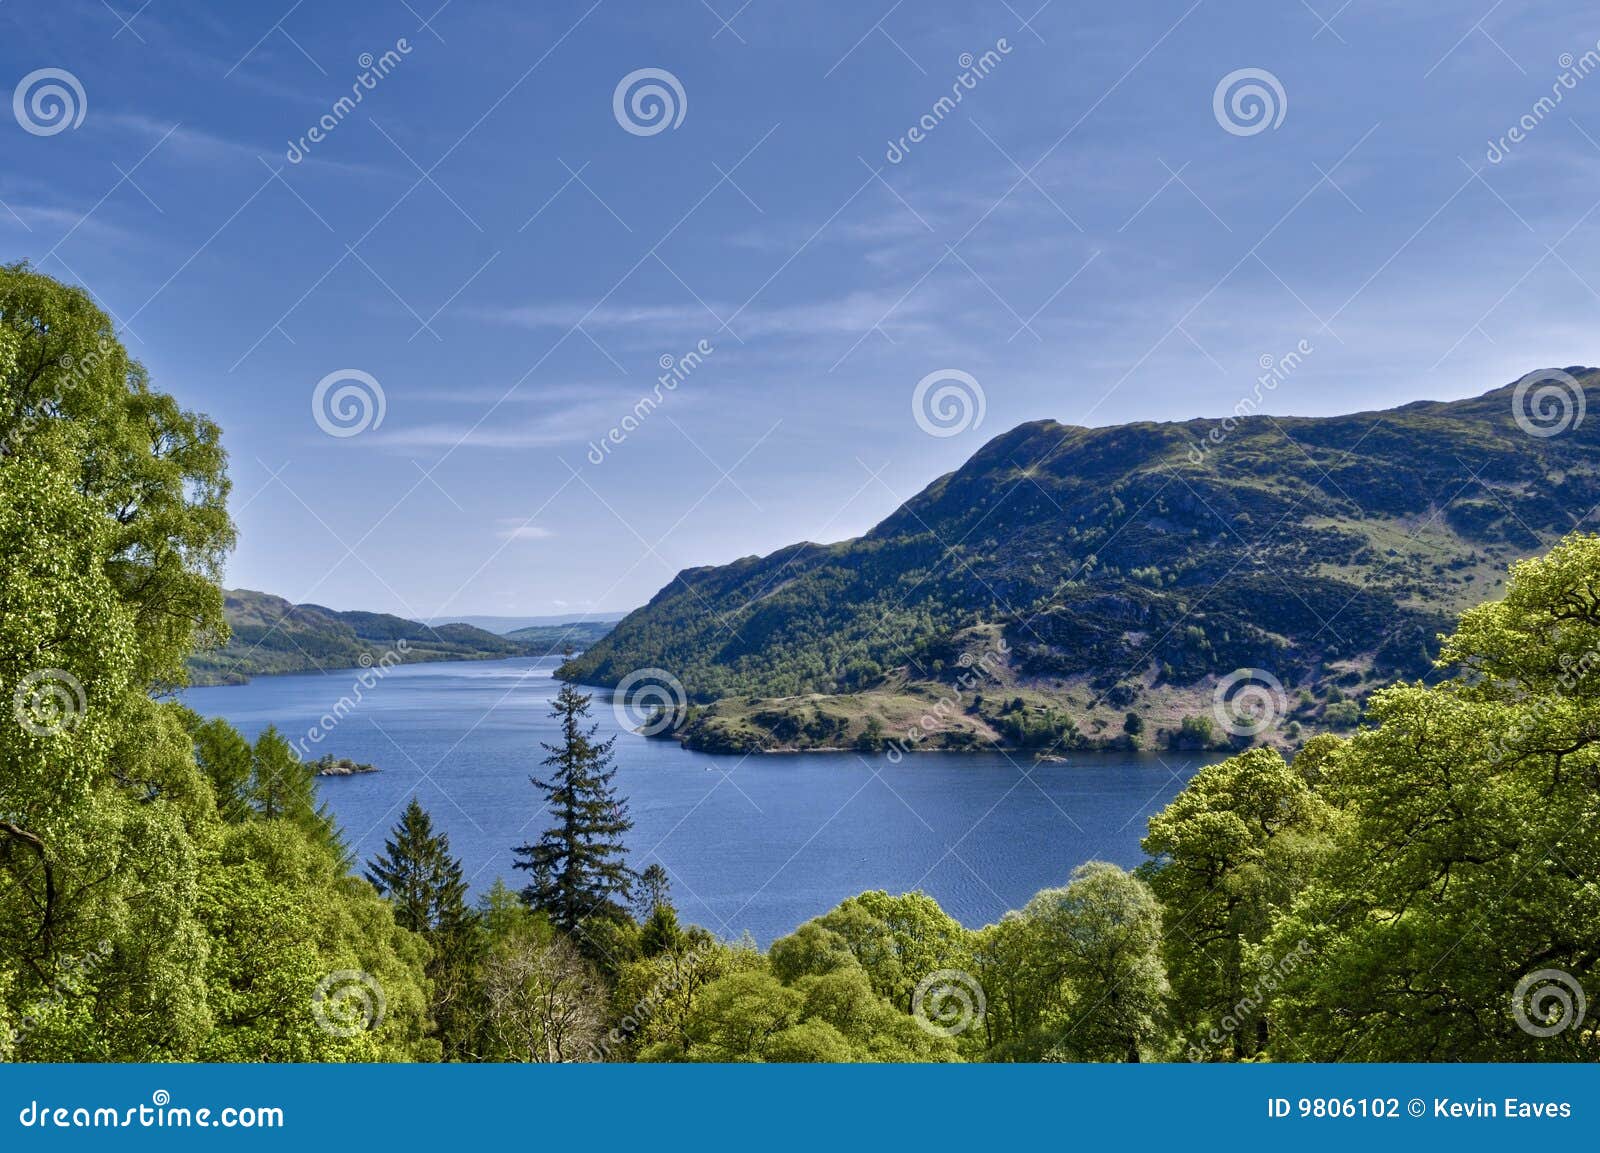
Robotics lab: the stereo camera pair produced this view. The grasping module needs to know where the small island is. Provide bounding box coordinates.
[311,755,379,777]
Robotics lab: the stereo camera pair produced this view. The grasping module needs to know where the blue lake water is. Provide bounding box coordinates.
[183,657,1210,945]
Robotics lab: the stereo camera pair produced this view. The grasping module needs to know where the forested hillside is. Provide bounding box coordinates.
[188,590,612,684]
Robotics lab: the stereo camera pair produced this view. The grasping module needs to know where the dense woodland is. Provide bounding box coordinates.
[1,263,1595,1062]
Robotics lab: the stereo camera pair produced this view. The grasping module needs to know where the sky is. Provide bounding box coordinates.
[2,0,1597,619]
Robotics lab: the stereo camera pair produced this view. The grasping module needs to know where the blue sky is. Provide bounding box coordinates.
[3,0,1597,618]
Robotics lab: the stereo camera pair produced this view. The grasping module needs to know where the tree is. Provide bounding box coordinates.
[634,861,672,919]
[1141,746,1331,1059]
[513,683,636,950]
[975,863,1168,1061]
[367,798,480,1059]
[1265,533,1600,1061]
[482,926,606,1062]
[367,798,470,936]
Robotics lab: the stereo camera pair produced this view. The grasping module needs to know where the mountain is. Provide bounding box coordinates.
[188,590,614,684]
[421,612,627,634]
[504,620,617,648]
[560,369,1600,753]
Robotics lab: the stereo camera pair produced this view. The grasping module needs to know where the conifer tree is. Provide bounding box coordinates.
[366,797,471,936]
[249,725,349,865]
[368,797,480,1059]
[512,683,636,948]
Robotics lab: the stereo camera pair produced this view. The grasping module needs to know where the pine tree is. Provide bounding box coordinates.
[249,726,350,866]
[513,683,636,948]
[366,797,471,935]
[367,798,479,1059]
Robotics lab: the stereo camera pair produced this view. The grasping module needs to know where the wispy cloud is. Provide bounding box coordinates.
[496,521,554,541]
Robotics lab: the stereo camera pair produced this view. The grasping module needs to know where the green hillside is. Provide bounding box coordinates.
[188,590,613,684]
[561,370,1600,752]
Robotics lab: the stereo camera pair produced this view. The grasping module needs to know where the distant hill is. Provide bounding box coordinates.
[561,370,1600,753]
[421,612,627,634]
[504,621,617,649]
[188,590,614,684]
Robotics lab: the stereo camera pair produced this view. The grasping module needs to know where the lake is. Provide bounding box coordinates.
[183,656,1211,945]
